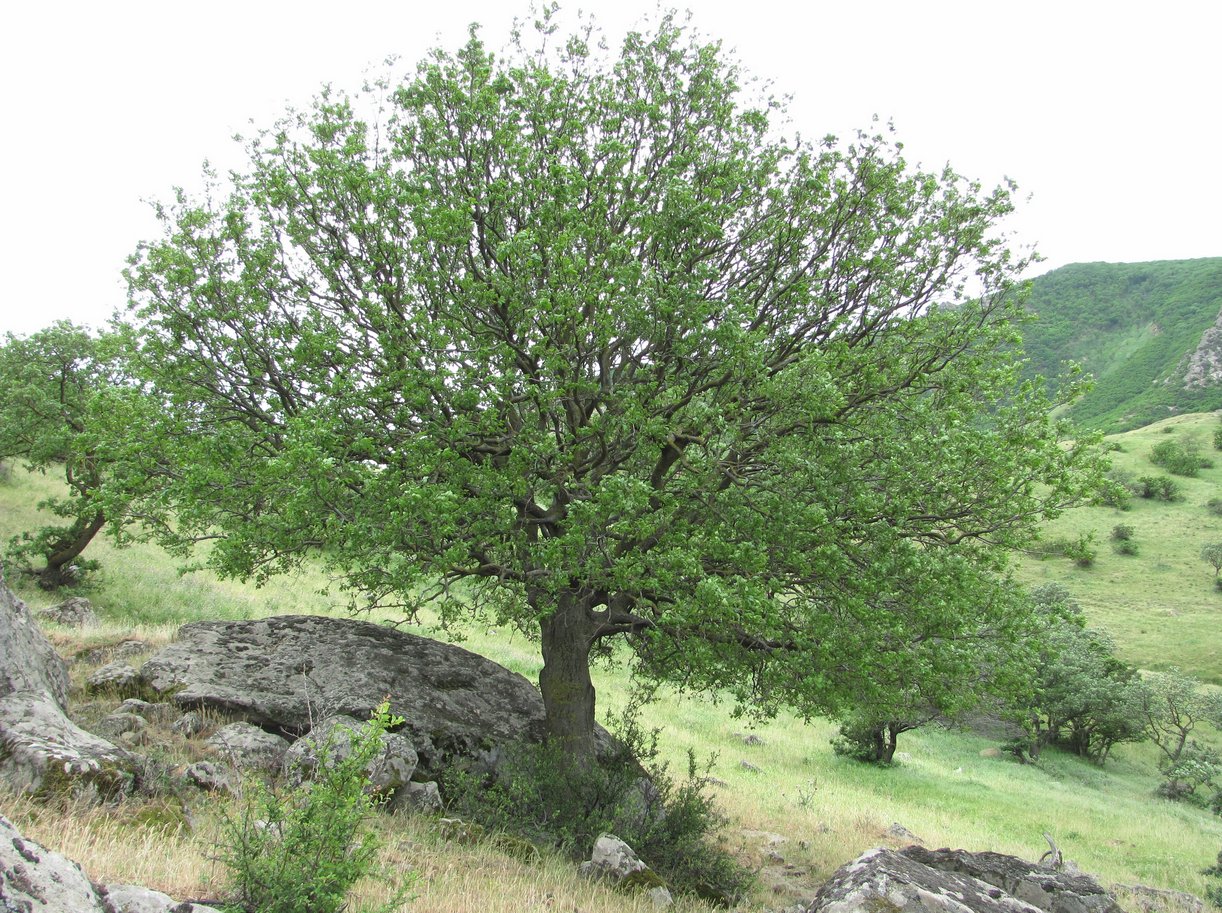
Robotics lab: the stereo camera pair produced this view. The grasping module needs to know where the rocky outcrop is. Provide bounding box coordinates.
[1183,308,1222,389]
[807,846,1124,913]
[0,569,135,799]
[138,614,610,774]
[0,569,70,708]
[0,814,221,913]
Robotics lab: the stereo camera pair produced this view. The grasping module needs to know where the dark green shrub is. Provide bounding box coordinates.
[217,703,413,913]
[1207,498,1222,517]
[1204,849,1222,908]
[831,717,922,765]
[1150,439,1208,476]
[1113,539,1139,556]
[1135,475,1182,501]
[441,712,752,904]
[1110,524,1134,541]
[1214,425,1222,452]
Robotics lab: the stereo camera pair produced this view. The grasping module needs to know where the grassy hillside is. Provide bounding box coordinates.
[1013,411,1222,685]
[2,463,1221,911]
[1021,259,1222,432]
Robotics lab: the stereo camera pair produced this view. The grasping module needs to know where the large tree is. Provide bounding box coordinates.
[125,13,1102,757]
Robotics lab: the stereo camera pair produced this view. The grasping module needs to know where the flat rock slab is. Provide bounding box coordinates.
[808,847,1124,913]
[139,614,603,772]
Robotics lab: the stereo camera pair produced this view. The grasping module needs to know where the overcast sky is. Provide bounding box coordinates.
[2,0,1218,337]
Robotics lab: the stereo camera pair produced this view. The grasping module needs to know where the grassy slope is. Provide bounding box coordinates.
[1013,411,1222,684]
[1021,258,1222,432]
[1,464,1221,909]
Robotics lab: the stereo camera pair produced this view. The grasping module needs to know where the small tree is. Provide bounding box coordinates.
[1201,543,1222,579]
[0,323,149,588]
[1149,439,1208,477]
[1133,670,1222,767]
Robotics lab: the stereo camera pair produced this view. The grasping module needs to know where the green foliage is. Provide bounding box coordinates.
[1202,543,1222,577]
[123,9,1106,756]
[1135,475,1182,501]
[1207,498,1222,517]
[1150,438,1211,477]
[1019,259,1222,432]
[1110,524,1138,555]
[1214,425,1222,451]
[831,716,927,765]
[441,712,752,904]
[1007,585,1147,764]
[217,703,413,913]
[1205,849,1222,908]
[1155,741,1221,808]
[1030,533,1097,566]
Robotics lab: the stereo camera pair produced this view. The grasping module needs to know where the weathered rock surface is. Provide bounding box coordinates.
[282,714,417,792]
[88,662,140,694]
[808,847,1124,913]
[579,834,672,907]
[900,846,1123,913]
[39,595,99,627]
[100,883,223,913]
[1,814,106,912]
[205,721,289,774]
[180,760,233,793]
[0,570,70,708]
[390,779,444,813]
[0,690,136,799]
[139,614,609,773]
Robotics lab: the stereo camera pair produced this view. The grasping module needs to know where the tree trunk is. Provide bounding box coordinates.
[538,590,598,761]
[879,723,899,765]
[39,510,105,589]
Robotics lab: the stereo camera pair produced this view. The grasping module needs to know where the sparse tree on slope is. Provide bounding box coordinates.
[0,322,145,588]
[124,13,1103,757]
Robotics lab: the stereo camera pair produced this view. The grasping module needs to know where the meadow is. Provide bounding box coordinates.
[1,441,1221,912]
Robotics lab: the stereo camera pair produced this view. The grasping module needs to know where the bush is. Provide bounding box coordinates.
[1110,524,1134,541]
[1113,539,1139,556]
[217,702,413,913]
[1207,498,1222,517]
[1135,475,1182,501]
[441,711,752,905]
[1150,439,1208,476]
[1214,425,1222,451]
[1204,848,1222,908]
[1028,533,1096,566]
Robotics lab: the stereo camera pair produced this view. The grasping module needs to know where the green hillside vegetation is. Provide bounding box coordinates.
[1021,259,1222,431]
[1014,411,1222,685]
[2,464,1221,910]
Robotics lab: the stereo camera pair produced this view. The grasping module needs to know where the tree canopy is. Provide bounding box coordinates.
[125,12,1103,756]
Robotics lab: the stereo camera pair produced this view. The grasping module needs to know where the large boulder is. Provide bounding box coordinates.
[282,714,418,792]
[139,614,609,773]
[0,569,135,799]
[808,847,1124,913]
[0,568,70,708]
[0,690,135,800]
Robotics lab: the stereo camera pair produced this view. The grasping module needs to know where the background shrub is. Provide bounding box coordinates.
[1134,475,1182,501]
[1149,439,1210,476]
[441,712,752,904]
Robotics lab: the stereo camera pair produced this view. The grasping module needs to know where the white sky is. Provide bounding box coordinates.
[1,0,1218,337]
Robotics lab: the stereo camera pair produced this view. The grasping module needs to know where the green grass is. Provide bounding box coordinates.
[2,459,1222,904]
[1014,411,1222,684]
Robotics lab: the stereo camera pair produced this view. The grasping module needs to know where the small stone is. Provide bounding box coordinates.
[182,761,232,793]
[740,760,761,773]
[87,662,138,694]
[172,711,206,737]
[39,596,98,627]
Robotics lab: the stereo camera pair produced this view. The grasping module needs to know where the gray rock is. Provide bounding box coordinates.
[901,846,1124,913]
[139,614,611,774]
[40,595,99,627]
[88,662,139,694]
[0,813,107,911]
[0,690,135,799]
[390,780,443,814]
[282,714,417,792]
[206,721,289,773]
[93,711,148,741]
[119,699,177,723]
[0,569,70,709]
[1112,884,1206,913]
[181,761,232,793]
[583,833,649,882]
[885,822,924,844]
[171,711,206,737]
[101,884,178,913]
[807,847,1124,913]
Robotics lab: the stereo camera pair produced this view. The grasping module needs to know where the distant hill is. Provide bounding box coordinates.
[1020,258,1222,431]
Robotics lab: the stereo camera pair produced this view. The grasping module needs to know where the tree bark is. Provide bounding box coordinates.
[538,589,599,761]
[39,509,105,590]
